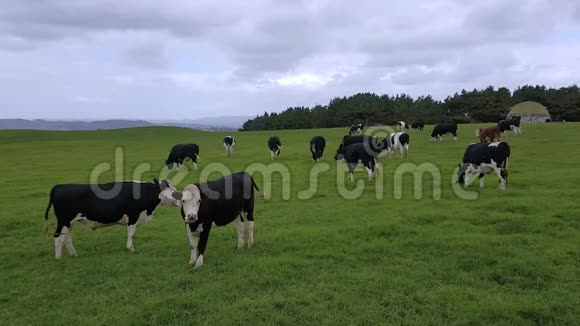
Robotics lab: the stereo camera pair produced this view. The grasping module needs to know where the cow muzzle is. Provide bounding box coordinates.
[184,214,198,223]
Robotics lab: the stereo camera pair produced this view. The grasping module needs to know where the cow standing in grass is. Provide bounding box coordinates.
[223,136,236,157]
[498,117,522,136]
[386,132,410,159]
[44,179,181,259]
[310,136,326,162]
[267,136,282,160]
[430,123,458,141]
[335,139,388,182]
[457,142,510,190]
[171,172,260,269]
[166,143,200,170]
[410,121,424,132]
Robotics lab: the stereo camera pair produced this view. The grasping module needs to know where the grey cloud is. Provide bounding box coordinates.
[123,42,167,69]
[1,0,579,120]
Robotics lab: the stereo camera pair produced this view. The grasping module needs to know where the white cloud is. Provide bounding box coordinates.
[0,0,579,119]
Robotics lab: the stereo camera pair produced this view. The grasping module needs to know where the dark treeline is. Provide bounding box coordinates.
[241,85,580,131]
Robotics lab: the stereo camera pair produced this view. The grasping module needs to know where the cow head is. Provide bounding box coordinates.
[171,184,202,224]
[457,163,477,186]
[156,179,181,206]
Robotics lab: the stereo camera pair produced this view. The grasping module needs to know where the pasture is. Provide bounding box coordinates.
[0,123,579,325]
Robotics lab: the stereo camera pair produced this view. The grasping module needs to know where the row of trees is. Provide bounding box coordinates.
[241,85,580,131]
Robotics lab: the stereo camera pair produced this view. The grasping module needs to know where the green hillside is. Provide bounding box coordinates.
[0,123,579,325]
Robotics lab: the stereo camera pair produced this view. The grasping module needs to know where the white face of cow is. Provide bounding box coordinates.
[172,184,202,224]
[158,180,181,206]
[457,163,479,185]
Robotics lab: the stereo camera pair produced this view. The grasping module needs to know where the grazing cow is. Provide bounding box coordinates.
[498,117,522,136]
[170,172,260,269]
[310,136,326,162]
[457,142,510,190]
[223,136,236,157]
[396,121,408,131]
[335,141,387,182]
[430,123,458,141]
[166,143,200,170]
[44,179,181,259]
[334,135,382,160]
[267,136,282,160]
[410,121,425,132]
[386,132,410,159]
[475,127,501,143]
[349,123,364,135]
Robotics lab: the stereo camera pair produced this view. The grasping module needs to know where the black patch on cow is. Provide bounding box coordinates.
[310,136,326,161]
[166,143,199,168]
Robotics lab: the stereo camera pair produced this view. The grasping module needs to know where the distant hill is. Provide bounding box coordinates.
[0,116,251,131]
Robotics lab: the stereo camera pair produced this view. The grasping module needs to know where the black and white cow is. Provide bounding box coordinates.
[310,136,326,162]
[430,123,458,141]
[170,172,260,269]
[334,135,382,160]
[457,142,511,190]
[223,136,236,157]
[386,132,410,159]
[396,121,408,131]
[349,123,364,135]
[166,143,200,170]
[44,179,181,259]
[498,117,522,136]
[335,140,387,182]
[410,121,425,132]
[267,136,282,160]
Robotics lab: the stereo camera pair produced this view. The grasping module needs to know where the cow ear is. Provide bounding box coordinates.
[154,178,159,184]
[171,191,183,200]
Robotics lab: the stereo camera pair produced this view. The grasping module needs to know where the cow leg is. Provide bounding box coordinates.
[126,223,137,251]
[405,144,409,159]
[439,135,443,142]
[270,150,274,160]
[194,222,213,269]
[53,223,70,260]
[246,211,255,248]
[399,146,404,158]
[193,162,198,170]
[366,166,373,182]
[347,163,356,182]
[235,215,245,249]
[64,227,78,257]
[495,168,506,190]
[186,225,200,264]
[479,173,485,189]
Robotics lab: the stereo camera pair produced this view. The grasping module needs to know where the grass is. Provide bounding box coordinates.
[0,123,579,325]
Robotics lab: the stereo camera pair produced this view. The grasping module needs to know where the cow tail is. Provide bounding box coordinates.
[251,177,264,199]
[43,188,54,233]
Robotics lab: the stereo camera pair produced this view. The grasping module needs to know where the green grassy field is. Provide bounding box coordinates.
[1,123,579,325]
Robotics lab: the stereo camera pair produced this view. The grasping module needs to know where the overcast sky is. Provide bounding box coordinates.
[1,0,579,120]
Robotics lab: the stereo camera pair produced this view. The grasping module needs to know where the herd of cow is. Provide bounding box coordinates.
[44,117,521,268]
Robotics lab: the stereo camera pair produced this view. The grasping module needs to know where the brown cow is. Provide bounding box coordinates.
[475,127,501,143]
